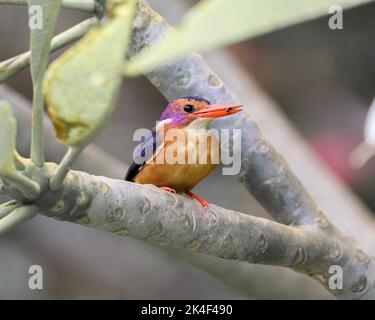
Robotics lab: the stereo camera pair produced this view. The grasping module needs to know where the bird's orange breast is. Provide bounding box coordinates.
[134,126,220,192]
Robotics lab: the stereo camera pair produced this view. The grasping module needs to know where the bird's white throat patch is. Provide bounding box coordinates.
[187,118,212,130]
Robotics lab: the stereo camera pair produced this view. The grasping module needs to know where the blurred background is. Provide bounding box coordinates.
[0,0,374,299]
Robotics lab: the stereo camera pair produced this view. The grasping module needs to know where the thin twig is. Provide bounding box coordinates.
[13,150,26,170]
[30,84,45,166]
[0,204,39,235]
[1,170,41,199]
[0,17,98,83]
[50,146,83,191]
[0,200,20,219]
[0,0,97,12]
[28,1,62,167]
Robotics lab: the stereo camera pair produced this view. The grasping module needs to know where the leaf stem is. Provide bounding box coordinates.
[0,17,98,83]
[28,0,63,166]
[0,204,39,235]
[13,150,26,170]
[0,200,20,219]
[0,0,97,12]
[50,146,82,191]
[30,83,44,166]
[1,170,41,199]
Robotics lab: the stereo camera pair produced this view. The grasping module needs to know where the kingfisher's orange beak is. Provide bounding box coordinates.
[192,104,243,118]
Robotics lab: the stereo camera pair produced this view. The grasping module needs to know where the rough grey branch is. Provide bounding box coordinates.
[34,164,375,299]
[0,85,333,299]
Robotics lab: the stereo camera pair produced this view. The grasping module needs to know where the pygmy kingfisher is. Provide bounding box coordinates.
[125,96,243,208]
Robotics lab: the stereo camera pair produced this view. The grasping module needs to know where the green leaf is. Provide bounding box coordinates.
[125,0,373,75]
[44,0,137,146]
[0,101,16,173]
[28,0,62,85]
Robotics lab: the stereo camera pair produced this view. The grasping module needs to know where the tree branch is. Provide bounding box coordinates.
[34,164,375,299]
[0,84,332,299]
[130,0,321,226]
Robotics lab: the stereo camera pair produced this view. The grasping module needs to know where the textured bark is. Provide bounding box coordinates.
[0,85,331,299]
[2,84,375,298]
[33,164,375,299]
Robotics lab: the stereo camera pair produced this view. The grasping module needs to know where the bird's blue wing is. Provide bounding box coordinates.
[125,128,161,181]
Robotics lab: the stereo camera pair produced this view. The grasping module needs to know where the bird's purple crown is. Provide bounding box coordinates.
[160,96,210,126]
[183,96,211,104]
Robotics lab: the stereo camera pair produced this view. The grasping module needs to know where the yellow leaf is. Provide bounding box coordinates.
[44,0,137,146]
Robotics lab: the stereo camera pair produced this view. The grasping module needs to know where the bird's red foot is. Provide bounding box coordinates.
[186,191,209,209]
[160,186,176,193]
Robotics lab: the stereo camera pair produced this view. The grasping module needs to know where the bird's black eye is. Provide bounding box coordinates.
[183,104,195,113]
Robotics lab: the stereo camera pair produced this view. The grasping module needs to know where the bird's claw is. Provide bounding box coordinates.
[186,191,209,209]
[160,186,177,193]
[159,188,209,209]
